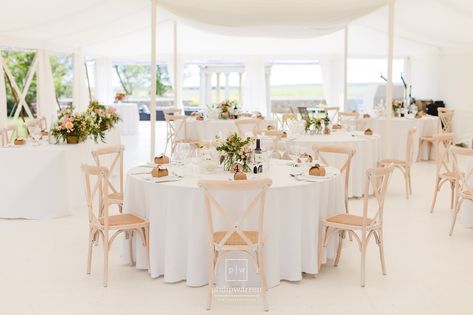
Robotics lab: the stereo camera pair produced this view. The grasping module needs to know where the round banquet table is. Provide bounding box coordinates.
[115,103,139,135]
[274,130,380,198]
[176,118,277,141]
[0,128,121,219]
[123,159,344,288]
[361,116,440,160]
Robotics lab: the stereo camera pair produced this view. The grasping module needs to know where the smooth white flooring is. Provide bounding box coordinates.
[1,122,472,315]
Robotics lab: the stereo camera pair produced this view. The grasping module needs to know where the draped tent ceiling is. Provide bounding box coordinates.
[0,0,472,60]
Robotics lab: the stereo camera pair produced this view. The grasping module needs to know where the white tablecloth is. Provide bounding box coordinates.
[0,128,121,219]
[363,116,440,160]
[123,160,344,288]
[279,131,380,198]
[116,103,139,135]
[177,119,277,141]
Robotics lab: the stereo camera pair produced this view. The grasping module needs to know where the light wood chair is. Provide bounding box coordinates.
[324,106,340,122]
[379,127,417,199]
[312,144,356,213]
[338,111,360,130]
[0,128,5,146]
[82,164,149,287]
[91,145,125,213]
[164,114,199,156]
[235,119,261,138]
[318,165,394,287]
[430,133,457,213]
[297,106,310,121]
[163,108,182,153]
[3,125,18,144]
[199,178,272,311]
[449,146,473,236]
[271,108,290,130]
[417,108,454,161]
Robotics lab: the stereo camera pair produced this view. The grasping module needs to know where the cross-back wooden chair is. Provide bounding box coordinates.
[82,164,149,287]
[379,127,417,199]
[164,114,199,156]
[91,145,125,213]
[0,128,5,147]
[449,146,473,236]
[430,133,457,213]
[163,108,182,153]
[297,106,310,121]
[3,125,18,144]
[312,144,356,213]
[417,108,454,161]
[235,119,261,138]
[199,178,272,311]
[318,165,394,287]
[324,106,340,122]
[338,111,360,130]
[271,108,290,130]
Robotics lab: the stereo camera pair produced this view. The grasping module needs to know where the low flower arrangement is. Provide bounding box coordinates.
[87,101,121,142]
[216,133,254,172]
[51,108,92,144]
[305,114,330,134]
[216,100,239,120]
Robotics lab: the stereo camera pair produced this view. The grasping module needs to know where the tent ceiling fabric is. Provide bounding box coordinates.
[158,0,387,38]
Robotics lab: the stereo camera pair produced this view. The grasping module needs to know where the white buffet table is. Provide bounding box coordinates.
[115,103,139,135]
[0,128,121,219]
[123,159,344,288]
[277,130,380,198]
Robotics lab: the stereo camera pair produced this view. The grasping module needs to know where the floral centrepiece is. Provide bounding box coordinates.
[87,101,121,142]
[216,133,254,172]
[216,100,239,120]
[51,108,92,144]
[305,114,330,134]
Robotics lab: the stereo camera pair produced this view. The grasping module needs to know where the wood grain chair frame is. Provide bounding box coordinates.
[417,109,454,161]
[199,178,272,311]
[318,165,394,287]
[235,119,262,138]
[271,108,290,130]
[82,164,149,287]
[313,144,356,213]
[449,146,473,235]
[163,108,182,153]
[430,133,457,213]
[164,114,199,156]
[338,111,360,130]
[297,106,310,121]
[379,127,416,199]
[91,145,125,213]
[3,125,18,144]
[324,106,340,122]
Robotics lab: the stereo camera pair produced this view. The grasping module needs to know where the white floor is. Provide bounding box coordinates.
[1,122,473,315]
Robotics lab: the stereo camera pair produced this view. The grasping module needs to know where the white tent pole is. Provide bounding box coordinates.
[343,26,348,111]
[385,0,395,158]
[173,21,179,108]
[150,0,157,161]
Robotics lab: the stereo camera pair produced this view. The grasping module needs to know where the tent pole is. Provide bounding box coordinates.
[150,0,157,161]
[343,26,348,111]
[173,21,179,108]
[385,0,395,158]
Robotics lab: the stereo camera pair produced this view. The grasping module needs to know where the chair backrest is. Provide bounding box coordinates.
[405,127,417,166]
[198,178,272,248]
[91,145,125,197]
[297,107,310,121]
[235,119,261,137]
[362,165,394,227]
[271,108,290,130]
[313,144,356,210]
[163,108,181,116]
[82,164,110,227]
[324,106,340,122]
[24,118,42,135]
[338,111,360,129]
[437,108,454,133]
[3,125,18,144]
[165,114,188,141]
[451,146,473,193]
[432,133,454,178]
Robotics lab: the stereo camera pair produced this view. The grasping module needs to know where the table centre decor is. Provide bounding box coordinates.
[87,101,121,142]
[233,164,247,180]
[51,108,92,144]
[305,113,330,134]
[216,133,254,172]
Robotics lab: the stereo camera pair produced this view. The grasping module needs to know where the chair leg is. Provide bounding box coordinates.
[449,198,463,236]
[334,231,344,267]
[403,168,410,200]
[407,168,413,196]
[87,228,94,274]
[376,230,387,275]
[450,181,456,210]
[145,226,151,273]
[128,231,134,266]
[360,242,367,288]
[207,250,215,310]
[416,141,423,162]
[257,249,269,312]
[430,178,440,213]
[318,226,329,271]
[103,232,109,287]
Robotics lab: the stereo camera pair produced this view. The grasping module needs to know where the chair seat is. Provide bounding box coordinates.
[213,231,258,246]
[462,190,473,199]
[379,159,406,166]
[325,213,375,227]
[99,214,147,228]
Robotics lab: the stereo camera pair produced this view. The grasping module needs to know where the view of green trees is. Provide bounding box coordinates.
[114,64,170,97]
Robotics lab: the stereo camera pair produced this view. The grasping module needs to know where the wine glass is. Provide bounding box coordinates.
[277,141,286,160]
[31,125,42,145]
[287,142,300,166]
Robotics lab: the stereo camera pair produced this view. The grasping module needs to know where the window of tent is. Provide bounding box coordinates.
[269,61,325,112]
[347,58,405,113]
[49,53,73,108]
